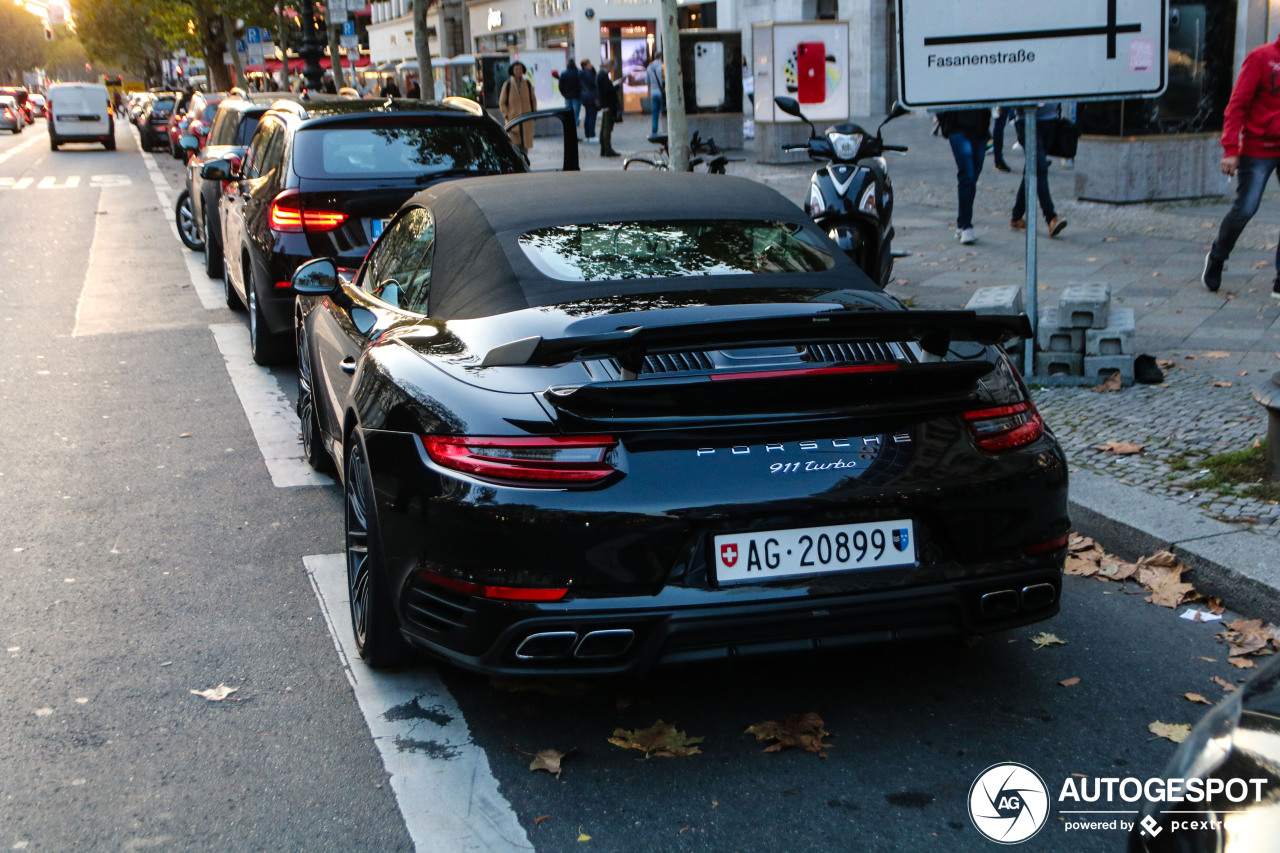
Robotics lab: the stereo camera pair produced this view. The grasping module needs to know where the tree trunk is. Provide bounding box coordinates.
[414,0,434,99]
[223,16,247,89]
[660,0,688,171]
[202,14,231,92]
[327,24,346,89]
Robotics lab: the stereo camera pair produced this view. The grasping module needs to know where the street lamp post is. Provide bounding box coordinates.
[298,0,325,91]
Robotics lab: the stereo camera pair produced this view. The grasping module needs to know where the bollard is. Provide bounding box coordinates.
[1254,371,1280,481]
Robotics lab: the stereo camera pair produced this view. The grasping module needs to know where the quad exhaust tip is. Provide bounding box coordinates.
[514,629,636,661]
[979,584,1057,619]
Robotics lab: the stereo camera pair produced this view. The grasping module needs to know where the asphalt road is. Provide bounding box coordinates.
[0,119,1258,853]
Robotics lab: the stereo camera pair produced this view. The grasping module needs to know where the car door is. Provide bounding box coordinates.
[221,119,277,302]
[310,207,436,442]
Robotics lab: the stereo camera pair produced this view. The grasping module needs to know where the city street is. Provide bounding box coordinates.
[0,117,1273,853]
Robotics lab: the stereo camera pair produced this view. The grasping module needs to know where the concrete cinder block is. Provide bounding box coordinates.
[965,286,1024,316]
[1036,307,1085,353]
[1084,354,1135,386]
[1035,351,1084,376]
[1086,308,1136,356]
[1058,282,1111,329]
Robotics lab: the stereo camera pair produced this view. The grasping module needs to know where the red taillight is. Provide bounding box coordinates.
[1024,535,1068,557]
[709,363,899,382]
[421,435,619,485]
[420,572,568,601]
[963,401,1045,452]
[268,189,348,233]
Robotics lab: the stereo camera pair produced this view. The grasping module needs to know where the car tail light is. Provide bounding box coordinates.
[420,571,568,602]
[1024,535,1068,556]
[421,435,619,485]
[963,401,1044,452]
[269,189,348,233]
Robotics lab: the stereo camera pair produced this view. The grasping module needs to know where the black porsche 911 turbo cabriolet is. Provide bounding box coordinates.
[291,171,1069,675]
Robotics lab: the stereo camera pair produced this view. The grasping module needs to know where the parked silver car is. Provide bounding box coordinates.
[0,96,22,134]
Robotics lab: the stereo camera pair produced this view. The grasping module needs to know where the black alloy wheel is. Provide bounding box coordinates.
[203,207,223,279]
[247,269,287,365]
[345,438,410,668]
[296,326,335,473]
[174,190,204,251]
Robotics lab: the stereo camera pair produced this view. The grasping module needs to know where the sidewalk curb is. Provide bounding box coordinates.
[1069,471,1280,617]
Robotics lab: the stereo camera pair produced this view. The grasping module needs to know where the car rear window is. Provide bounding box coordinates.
[291,120,525,179]
[517,220,836,281]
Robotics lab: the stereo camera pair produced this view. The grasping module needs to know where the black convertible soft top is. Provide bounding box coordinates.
[406,172,876,320]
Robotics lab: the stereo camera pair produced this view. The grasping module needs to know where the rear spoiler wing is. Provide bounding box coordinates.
[479,310,1032,375]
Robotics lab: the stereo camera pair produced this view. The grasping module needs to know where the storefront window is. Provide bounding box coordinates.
[475,30,527,53]
[536,23,573,50]
[678,3,717,30]
[600,21,656,111]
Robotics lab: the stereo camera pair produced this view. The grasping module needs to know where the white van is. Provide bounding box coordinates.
[47,82,115,151]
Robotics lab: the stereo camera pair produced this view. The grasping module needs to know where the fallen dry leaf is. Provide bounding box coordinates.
[178,433,192,438]
[1134,552,1196,608]
[1206,598,1226,615]
[1213,381,1233,388]
[190,684,238,702]
[1196,656,1218,663]
[1211,676,1238,693]
[528,748,573,779]
[1091,372,1123,393]
[1031,632,1066,650]
[609,720,703,758]
[1218,618,1280,659]
[745,712,833,758]
[1203,351,1232,359]
[533,815,551,825]
[1149,721,1192,743]
[1059,677,1081,687]
[1229,657,1256,669]
[1093,441,1144,455]
[578,827,591,842]
[1185,693,1212,706]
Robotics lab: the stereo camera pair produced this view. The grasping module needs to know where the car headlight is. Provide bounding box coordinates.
[828,131,863,160]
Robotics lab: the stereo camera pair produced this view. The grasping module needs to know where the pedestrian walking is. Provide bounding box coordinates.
[937,108,991,245]
[579,59,598,143]
[990,105,1013,172]
[1010,104,1067,238]
[499,61,537,160]
[1203,34,1280,298]
[646,53,664,137]
[557,59,582,134]
[597,60,621,157]
[380,77,401,98]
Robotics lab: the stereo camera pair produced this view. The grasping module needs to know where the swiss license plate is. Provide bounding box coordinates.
[713,519,915,585]
[371,217,390,239]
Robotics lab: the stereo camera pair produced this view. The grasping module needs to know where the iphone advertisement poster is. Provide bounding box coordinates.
[754,22,850,122]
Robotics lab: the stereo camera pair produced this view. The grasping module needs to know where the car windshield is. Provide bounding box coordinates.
[517,220,837,281]
[291,120,525,179]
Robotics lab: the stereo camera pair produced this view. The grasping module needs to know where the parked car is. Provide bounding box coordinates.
[0,87,32,125]
[1129,652,1280,852]
[165,89,197,158]
[181,91,228,156]
[209,95,572,364]
[46,82,115,151]
[180,93,291,280]
[0,96,22,134]
[128,92,152,125]
[28,93,45,118]
[290,170,1069,674]
[138,92,178,151]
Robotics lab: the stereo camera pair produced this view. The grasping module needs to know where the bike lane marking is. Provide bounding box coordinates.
[304,554,533,853]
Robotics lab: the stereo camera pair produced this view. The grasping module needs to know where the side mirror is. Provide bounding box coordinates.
[292,258,339,296]
[179,134,199,152]
[200,158,234,181]
[773,96,804,119]
[887,101,910,121]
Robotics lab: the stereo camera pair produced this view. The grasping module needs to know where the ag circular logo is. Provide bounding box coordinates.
[968,762,1050,844]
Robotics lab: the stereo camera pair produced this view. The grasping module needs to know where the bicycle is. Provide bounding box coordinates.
[622,131,742,174]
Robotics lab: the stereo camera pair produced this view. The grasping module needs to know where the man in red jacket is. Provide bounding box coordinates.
[1204,37,1280,298]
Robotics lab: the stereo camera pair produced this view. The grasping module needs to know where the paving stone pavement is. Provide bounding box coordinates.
[529,112,1280,542]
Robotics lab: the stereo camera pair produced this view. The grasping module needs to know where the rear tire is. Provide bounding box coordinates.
[247,271,288,365]
[204,208,224,279]
[48,135,58,150]
[174,190,204,251]
[296,325,335,474]
[345,437,411,669]
[104,133,116,151]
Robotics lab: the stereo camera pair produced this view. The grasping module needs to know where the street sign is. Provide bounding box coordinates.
[341,35,359,50]
[235,38,248,55]
[246,27,262,45]
[342,21,355,37]
[896,0,1167,107]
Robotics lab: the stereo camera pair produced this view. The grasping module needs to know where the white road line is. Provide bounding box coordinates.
[209,323,335,488]
[303,554,532,853]
[131,125,224,310]
[0,126,46,165]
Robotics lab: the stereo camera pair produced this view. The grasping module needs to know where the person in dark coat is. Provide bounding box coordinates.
[406,79,421,99]
[579,59,598,143]
[380,77,401,98]
[558,60,581,133]
[596,60,620,157]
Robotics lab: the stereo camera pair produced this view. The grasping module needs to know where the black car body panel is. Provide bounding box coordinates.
[296,172,1069,676]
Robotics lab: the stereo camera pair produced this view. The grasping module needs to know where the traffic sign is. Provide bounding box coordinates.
[342,21,355,37]
[246,27,262,44]
[896,0,1167,107]
[235,39,248,55]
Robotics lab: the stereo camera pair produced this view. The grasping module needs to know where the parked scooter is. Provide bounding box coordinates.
[775,96,909,287]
